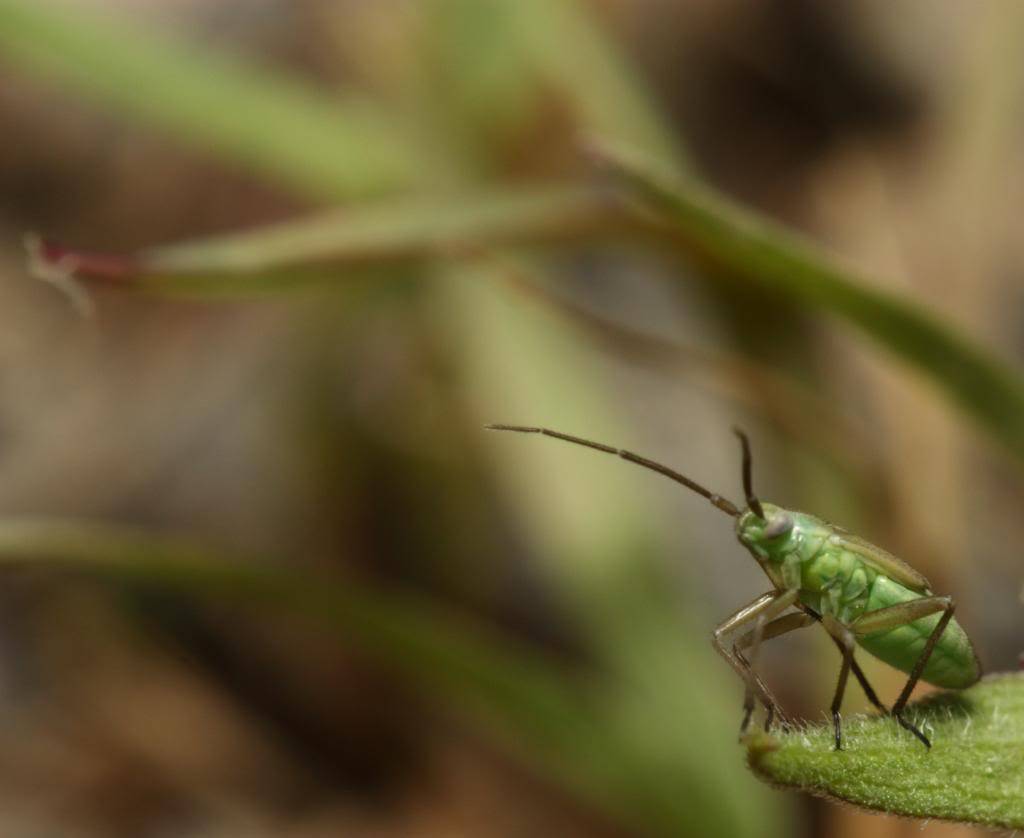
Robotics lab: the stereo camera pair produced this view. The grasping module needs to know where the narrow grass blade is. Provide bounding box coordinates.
[426,0,682,168]
[0,516,692,834]
[0,518,584,728]
[748,673,1024,829]
[505,0,682,166]
[492,261,876,480]
[0,0,425,199]
[594,140,1024,462]
[144,187,607,276]
[23,187,615,297]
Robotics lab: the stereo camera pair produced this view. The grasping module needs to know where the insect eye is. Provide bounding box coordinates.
[762,514,793,539]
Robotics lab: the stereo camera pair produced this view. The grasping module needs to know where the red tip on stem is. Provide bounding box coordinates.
[31,238,140,282]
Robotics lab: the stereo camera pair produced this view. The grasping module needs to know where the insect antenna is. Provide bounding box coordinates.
[733,428,765,519]
[486,424,740,517]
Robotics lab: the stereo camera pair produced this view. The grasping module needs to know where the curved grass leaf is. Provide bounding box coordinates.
[6,517,619,810]
[0,516,705,835]
[748,673,1024,829]
[493,263,877,479]
[23,188,615,297]
[0,518,588,734]
[0,0,679,204]
[426,0,682,169]
[0,0,425,200]
[594,140,1024,462]
[144,187,605,276]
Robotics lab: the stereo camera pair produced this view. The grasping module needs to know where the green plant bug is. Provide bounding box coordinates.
[486,424,982,750]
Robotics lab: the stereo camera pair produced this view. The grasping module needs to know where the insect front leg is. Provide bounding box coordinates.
[851,595,955,749]
[820,615,857,750]
[712,589,800,736]
[734,611,815,731]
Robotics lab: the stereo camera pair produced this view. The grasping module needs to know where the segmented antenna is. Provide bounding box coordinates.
[733,428,765,519]
[486,424,740,517]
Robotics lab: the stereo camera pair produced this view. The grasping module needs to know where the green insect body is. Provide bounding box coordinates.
[487,423,982,749]
[738,505,980,690]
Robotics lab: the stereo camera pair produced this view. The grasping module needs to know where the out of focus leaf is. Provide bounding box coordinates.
[0,519,580,724]
[0,516,696,836]
[595,140,1024,462]
[0,0,425,199]
[426,0,682,168]
[144,187,606,277]
[503,0,682,165]
[25,188,617,296]
[495,263,879,482]
[749,674,1024,829]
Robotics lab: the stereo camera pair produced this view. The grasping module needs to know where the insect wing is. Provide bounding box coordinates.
[834,531,931,593]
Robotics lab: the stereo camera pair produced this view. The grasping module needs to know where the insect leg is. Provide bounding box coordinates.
[734,611,815,731]
[801,606,887,715]
[738,591,802,731]
[820,616,857,750]
[847,656,887,715]
[712,589,799,736]
[713,594,777,729]
[740,614,769,735]
[850,595,955,749]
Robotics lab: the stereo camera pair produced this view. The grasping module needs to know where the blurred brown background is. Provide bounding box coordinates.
[0,1,1021,836]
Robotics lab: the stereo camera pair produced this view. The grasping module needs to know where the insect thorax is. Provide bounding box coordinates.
[736,505,876,622]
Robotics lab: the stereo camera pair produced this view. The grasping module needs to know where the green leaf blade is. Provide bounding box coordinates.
[0,516,755,836]
[0,0,425,200]
[594,140,1024,463]
[749,674,1024,829]
[144,186,603,276]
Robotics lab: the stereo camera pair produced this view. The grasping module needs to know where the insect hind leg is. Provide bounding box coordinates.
[847,654,887,716]
[851,595,956,749]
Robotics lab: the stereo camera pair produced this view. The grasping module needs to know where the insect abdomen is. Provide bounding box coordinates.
[855,576,980,689]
